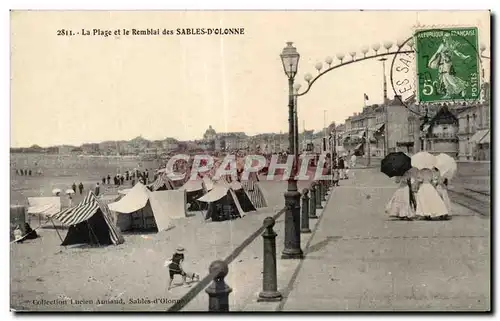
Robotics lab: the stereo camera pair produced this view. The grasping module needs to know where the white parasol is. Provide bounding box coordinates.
[435,153,457,179]
[65,189,75,195]
[52,188,62,195]
[411,151,436,170]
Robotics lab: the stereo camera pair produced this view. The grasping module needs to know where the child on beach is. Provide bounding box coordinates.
[166,247,199,290]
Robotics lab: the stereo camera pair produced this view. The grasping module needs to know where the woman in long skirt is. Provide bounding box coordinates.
[432,168,452,219]
[415,168,448,220]
[385,168,418,220]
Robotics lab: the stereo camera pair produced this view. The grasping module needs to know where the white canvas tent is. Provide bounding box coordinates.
[27,197,61,217]
[117,188,131,195]
[202,176,214,191]
[108,183,180,232]
[197,182,256,221]
[178,180,204,192]
[149,190,186,221]
[99,194,121,205]
[178,179,207,211]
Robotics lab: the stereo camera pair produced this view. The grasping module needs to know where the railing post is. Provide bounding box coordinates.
[258,217,282,302]
[301,189,311,233]
[309,183,318,219]
[316,181,323,209]
[206,260,232,311]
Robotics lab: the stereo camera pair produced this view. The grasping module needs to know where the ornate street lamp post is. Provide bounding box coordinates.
[280,42,303,259]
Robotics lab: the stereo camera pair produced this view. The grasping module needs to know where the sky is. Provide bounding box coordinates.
[10,10,490,147]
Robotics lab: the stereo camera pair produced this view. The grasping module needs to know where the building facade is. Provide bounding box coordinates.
[456,101,490,161]
[421,105,459,158]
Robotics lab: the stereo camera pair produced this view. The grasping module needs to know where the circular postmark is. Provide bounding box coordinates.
[391,27,484,110]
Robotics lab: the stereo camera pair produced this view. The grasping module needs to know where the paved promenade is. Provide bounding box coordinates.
[280,169,490,311]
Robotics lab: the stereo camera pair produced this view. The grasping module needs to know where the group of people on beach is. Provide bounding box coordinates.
[100,169,153,188]
[15,168,42,176]
[386,167,451,220]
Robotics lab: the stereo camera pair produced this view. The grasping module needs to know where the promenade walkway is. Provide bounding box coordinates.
[279,168,490,311]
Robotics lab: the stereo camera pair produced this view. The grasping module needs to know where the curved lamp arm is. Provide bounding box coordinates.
[295,50,414,97]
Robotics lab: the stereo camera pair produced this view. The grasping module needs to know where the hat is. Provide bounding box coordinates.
[175,246,185,254]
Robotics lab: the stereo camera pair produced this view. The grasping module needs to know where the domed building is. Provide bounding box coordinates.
[203,125,217,141]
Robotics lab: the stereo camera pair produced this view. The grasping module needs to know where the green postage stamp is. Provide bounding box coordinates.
[415,27,480,103]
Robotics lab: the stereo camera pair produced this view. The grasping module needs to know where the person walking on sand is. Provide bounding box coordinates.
[78,182,84,195]
[102,177,106,185]
[68,194,73,207]
[120,175,125,185]
[72,182,77,193]
[107,175,111,185]
[95,182,100,196]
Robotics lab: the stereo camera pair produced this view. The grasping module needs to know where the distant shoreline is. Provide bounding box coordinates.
[10,152,141,158]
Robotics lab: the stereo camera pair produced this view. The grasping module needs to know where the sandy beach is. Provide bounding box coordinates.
[10,152,318,311]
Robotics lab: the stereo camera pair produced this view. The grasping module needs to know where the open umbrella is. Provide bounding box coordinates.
[435,153,457,179]
[52,188,61,196]
[65,189,75,195]
[381,152,412,177]
[411,151,436,170]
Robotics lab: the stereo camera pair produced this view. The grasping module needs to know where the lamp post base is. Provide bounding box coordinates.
[281,247,304,259]
[282,189,303,260]
[257,291,283,302]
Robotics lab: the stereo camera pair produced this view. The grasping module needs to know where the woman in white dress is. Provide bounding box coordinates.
[432,168,452,219]
[415,168,449,220]
[385,168,418,220]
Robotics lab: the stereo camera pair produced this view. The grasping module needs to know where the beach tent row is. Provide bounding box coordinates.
[52,191,124,246]
[148,173,176,191]
[197,179,257,221]
[108,182,185,232]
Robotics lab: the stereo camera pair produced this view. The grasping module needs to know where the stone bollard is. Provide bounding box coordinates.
[309,183,318,219]
[301,189,311,233]
[316,181,323,209]
[258,217,282,302]
[206,260,232,311]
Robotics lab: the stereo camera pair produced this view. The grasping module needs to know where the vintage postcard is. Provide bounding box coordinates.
[10,10,491,312]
